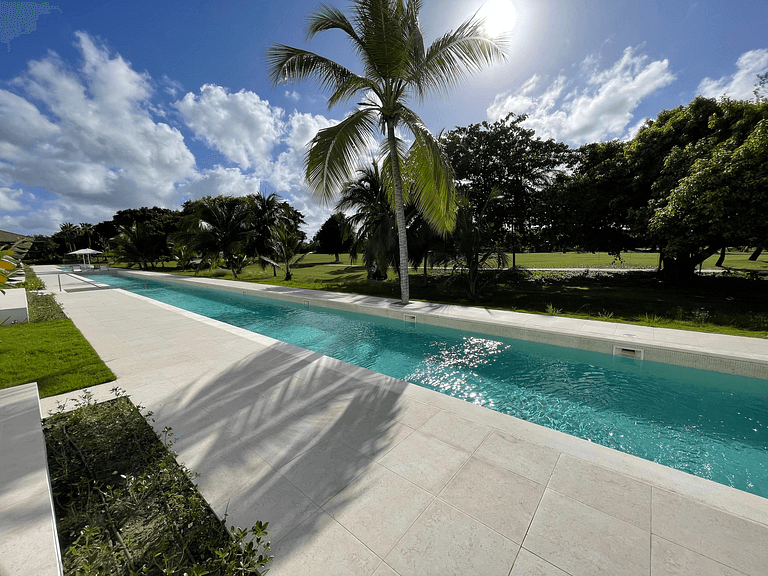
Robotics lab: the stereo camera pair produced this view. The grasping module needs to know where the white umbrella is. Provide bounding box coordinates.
[68,248,102,267]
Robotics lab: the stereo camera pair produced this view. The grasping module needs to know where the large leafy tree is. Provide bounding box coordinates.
[267,0,506,304]
[542,140,632,254]
[650,116,768,266]
[442,113,569,267]
[629,97,768,278]
[313,212,354,262]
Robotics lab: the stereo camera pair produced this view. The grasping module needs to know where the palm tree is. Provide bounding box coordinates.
[260,221,311,281]
[111,222,159,270]
[78,222,95,248]
[186,196,253,280]
[337,162,399,279]
[59,222,78,252]
[267,0,506,304]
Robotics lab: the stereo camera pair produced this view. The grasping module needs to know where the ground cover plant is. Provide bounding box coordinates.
[0,267,115,396]
[44,389,272,575]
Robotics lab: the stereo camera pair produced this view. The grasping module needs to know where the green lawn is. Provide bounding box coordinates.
[0,267,116,397]
[0,319,116,397]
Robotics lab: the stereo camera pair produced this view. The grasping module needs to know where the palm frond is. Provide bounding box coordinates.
[266,45,359,94]
[411,15,507,99]
[259,255,283,269]
[307,4,360,43]
[399,109,457,234]
[289,251,314,266]
[306,107,379,203]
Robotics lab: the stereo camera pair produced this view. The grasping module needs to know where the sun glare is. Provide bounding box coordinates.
[476,0,518,38]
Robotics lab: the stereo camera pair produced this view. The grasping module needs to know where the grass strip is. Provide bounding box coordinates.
[0,319,116,397]
[44,390,272,575]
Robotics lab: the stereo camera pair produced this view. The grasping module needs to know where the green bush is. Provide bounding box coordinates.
[44,389,273,575]
[27,291,66,323]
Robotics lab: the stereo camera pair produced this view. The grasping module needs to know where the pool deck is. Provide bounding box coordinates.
[29,266,768,575]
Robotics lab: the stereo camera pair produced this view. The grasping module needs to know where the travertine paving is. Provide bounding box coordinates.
[33,266,768,575]
[0,383,61,576]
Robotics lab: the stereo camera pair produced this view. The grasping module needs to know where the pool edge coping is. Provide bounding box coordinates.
[109,269,768,379]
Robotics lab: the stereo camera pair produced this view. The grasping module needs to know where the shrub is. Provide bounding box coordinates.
[44,389,273,575]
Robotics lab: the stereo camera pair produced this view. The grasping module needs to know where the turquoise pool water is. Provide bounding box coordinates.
[100,273,767,497]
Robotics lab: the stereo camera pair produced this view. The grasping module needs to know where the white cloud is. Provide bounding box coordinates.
[180,166,264,201]
[0,187,29,211]
[697,49,768,100]
[0,31,196,228]
[285,90,300,101]
[0,32,343,237]
[174,84,286,172]
[269,112,338,233]
[487,47,675,144]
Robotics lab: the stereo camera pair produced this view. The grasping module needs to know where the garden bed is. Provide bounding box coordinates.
[44,390,272,575]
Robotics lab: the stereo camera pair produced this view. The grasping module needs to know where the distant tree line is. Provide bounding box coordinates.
[32,193,308,281]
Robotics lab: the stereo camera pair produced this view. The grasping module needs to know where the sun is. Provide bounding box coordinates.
[476,0,518,38]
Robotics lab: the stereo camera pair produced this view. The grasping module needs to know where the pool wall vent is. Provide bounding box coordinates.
[303,299,310,308]
[403,314,417,324]
[613,345,644,360]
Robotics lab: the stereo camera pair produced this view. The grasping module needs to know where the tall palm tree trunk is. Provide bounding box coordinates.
[387,120,410,305]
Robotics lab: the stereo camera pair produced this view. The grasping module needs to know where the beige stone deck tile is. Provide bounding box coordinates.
[524,489,650,576]
[333,411,415,460]
[417,410,491,453]
[324,463,433,557]
[651,535,747,576]
[652,488,768,576]
[280,437,374,506]
[378,431,470,494]
[270,509,379,576]
[385,499,519,576]
[474,430,560,484]
[214,474,319,545]
[371,562,400,576]
[510,549,571,576]
[439,455,544,543]
[368,394,440,429]
[549,453,652,530]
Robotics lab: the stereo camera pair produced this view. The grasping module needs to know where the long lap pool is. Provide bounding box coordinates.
[99,273,767,497]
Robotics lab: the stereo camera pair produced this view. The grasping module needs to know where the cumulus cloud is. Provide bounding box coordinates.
[180,166,264,201]
[0,31,197,231]
[487,46,675,144]
[0,32,345,236]
[174,85,286,172]
[0,187,30,211]
[697,48,768,100]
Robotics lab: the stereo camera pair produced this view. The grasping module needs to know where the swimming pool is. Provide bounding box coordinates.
[99,273,767,497]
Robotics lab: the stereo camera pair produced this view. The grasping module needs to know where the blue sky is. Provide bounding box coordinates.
[1,0,766,237]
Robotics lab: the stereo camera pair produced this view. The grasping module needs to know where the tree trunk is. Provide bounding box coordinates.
[387,120,410,305]
[749,246,763,261]
[715,246,726,267]
[334,252,340,263]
